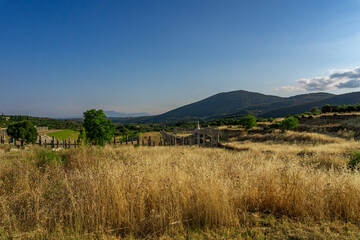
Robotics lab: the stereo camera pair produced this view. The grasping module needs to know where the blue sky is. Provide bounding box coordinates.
[1,0,360,117]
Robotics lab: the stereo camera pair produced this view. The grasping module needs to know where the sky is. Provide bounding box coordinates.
[1,0,360,117]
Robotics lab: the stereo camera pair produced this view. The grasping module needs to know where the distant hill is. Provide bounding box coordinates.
[108,90,360,123]
[223,92,334,118]
[145,90,283,123]
[260,92,360,118]
[132,90,334,123]
[59,111,151,119]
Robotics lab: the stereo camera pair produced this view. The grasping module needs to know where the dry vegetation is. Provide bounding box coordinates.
[235,131,345,145]
[1,132,360,239]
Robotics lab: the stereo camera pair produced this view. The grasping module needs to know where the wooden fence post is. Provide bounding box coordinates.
[137,137,140,146]
[1,136,3,144]
[202,134,206,147]
[68,139,71,149]
[39,135,42,146]
[57,139,59,148]
[211,136,214,148]
[153,142,155,147]
[197,133,200,147]
[74,139,77,149]
[148,136,151,146]
[44,139,47,148]
[142,139,145,146]
[64,140,66,149]
[52,137,55,148]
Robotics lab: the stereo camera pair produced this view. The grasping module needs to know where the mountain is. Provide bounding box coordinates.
[145,90,283,122]
[136,90,334,123]
[224,92,334,118]
[260,92,360,118]
[108,90,360,123]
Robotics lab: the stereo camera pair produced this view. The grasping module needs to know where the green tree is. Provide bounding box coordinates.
[83,109,115,146]
[239,115,257,130]
[280,116,299,131]
[310,107,321,115]
[6,120,38,144]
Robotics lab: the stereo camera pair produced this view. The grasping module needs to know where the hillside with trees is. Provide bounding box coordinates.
[260,92,360,118]
[109,90,336,123]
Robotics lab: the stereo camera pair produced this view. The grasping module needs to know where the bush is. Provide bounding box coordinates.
[239,115,257,130]
[347,151,360,170]
[280,116,299,131]
[311,107,321,115]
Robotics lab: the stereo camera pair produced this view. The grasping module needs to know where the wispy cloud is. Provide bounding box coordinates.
[277,67,360,92]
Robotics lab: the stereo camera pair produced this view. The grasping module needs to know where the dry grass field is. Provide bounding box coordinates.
[1,131,360,239]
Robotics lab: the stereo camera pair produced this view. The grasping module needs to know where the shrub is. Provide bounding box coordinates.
[311,107,321,115]
[239,115,257,130]
[280,116,299,131]
[347,151,360,170]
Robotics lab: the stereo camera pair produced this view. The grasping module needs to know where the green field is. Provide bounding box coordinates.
[47,130,80,141]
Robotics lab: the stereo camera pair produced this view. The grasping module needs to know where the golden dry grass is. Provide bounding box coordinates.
[140,132,162,144]
[0,141,360,239]
[236,131,345,145]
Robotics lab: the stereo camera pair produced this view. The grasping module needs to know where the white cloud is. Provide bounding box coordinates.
[277,66,360,92]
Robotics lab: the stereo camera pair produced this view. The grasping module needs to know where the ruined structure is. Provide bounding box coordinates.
[160,122,220,147]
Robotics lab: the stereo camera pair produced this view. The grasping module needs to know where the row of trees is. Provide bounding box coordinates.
[5,110,115,146]
[1,115,82,131]
[5,110,300,146]
[321,104,360,113]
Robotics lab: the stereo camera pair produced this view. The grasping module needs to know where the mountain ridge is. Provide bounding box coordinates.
[113,90,339,123]
[61,90,360,123]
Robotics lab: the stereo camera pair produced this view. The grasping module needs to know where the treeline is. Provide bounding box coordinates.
[0,115,82,131]
[9,102,360,135]
[321,104,360,113]
[114,116,276,137]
